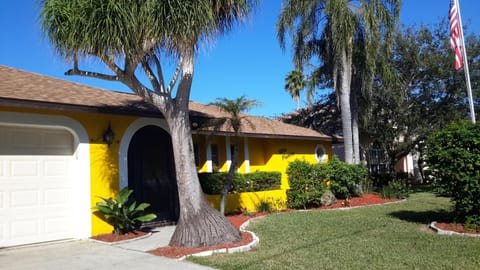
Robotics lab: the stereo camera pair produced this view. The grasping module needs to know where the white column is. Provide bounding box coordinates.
[244,137,250,173]
[206,143,212,172]
[225,136,231,170]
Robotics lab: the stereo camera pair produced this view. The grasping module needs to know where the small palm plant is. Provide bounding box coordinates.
[209,96,261,216]
[94,188,157,235]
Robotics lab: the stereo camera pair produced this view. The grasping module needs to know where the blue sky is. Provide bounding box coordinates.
[1,0,479,117]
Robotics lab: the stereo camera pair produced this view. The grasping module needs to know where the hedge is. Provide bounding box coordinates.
[199,171,282,195]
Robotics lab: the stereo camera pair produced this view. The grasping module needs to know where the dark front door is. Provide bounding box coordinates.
[128,125,179,225]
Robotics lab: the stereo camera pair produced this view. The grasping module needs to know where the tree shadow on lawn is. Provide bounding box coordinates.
[389,209,453,224]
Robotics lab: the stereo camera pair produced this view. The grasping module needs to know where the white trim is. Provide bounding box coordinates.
[118,117,169,189]
[0,111,91,240]
[244,137,250,173]
[315,144,327,163]
[206,143,213,172]
[225,136,231,170]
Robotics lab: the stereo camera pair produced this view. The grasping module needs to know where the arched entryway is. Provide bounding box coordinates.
[128,125,179,225]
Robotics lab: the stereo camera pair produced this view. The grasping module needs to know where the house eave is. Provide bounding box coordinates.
[192,130,332,142]
[0,97,164,118]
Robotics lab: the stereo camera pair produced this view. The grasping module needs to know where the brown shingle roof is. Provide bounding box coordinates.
[0,65,160,116]
[189,102,330,140]
[0,65,330,141]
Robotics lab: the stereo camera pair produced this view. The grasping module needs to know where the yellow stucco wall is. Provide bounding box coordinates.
[193,136,331,186]
[193,135,332,213]
[204,190,287,213]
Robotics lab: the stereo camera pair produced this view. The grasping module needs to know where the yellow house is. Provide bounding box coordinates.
[0,65,332,248]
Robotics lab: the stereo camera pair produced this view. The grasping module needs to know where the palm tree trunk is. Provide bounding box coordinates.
[351,87,360,164]
[339,49,354,164]
[168,51,241,247]
[167,112,240,246]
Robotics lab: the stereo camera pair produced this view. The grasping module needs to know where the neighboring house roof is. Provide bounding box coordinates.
[279,100,343,140]
[0,65,330,141]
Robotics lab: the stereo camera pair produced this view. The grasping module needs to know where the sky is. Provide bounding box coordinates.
[1,0,479,118]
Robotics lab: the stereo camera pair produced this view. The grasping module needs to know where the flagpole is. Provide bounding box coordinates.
[455,0,476,124]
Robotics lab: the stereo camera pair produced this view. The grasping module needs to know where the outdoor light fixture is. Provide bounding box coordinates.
[102,122,115,146]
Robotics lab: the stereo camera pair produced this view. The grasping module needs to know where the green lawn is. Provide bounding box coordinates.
[189,192,480,270]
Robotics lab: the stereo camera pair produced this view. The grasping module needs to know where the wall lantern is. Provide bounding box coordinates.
[102,122,115,146]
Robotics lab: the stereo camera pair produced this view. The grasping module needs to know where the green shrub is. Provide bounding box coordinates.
[361,175,374,194]
[286,157,368,208]
[380,180,409,199]
[286,160,327,209]
[198,173,225,194]
[465,215,480,232]
[325,156,367,199]
[93,188,157,234]
[424,121,480,223]
[198,171,282,195]
[256,200,273,213]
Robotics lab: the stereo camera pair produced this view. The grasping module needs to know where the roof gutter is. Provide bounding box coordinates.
[0,98,164,118]
[192,130,332,142]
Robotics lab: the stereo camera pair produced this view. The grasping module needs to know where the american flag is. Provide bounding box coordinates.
[449,0,463,71]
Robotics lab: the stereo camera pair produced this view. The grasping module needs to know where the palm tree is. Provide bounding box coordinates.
[39,0,257,247]
[209,96,261,215]
[284,70,306,109]
[277,0,400,164]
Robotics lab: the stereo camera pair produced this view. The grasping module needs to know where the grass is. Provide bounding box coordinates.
[189,192,480,269]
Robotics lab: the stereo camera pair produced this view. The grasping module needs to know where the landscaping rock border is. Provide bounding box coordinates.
[429,222,480,238]
[179,216,264,260]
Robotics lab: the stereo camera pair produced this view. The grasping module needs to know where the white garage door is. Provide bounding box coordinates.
[0,125,76,247]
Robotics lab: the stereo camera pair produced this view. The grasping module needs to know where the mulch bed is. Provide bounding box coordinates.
[148,231,253,259]
[313,193,400,209]
[91,230,149,242]
[148,213,266,259]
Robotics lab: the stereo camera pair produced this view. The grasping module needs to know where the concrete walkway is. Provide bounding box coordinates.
[110,225,176,252]
[0,226,216,270]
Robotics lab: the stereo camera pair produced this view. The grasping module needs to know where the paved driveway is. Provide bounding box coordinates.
[0,240,216,270]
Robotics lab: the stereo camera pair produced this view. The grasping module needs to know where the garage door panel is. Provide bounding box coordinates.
[44,189,70,206]
[44,159,70,176]
[10,160,39,177]
[45,216,72,234]
[0,223,5,241]
[0,125,76,247]
[10,189,39,208]
[11,219,40,238]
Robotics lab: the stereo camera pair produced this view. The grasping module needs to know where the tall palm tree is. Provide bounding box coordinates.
[284,70,306,109]
[40,0,257,247]
[209,96,261,215]
[277,0,400,164]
